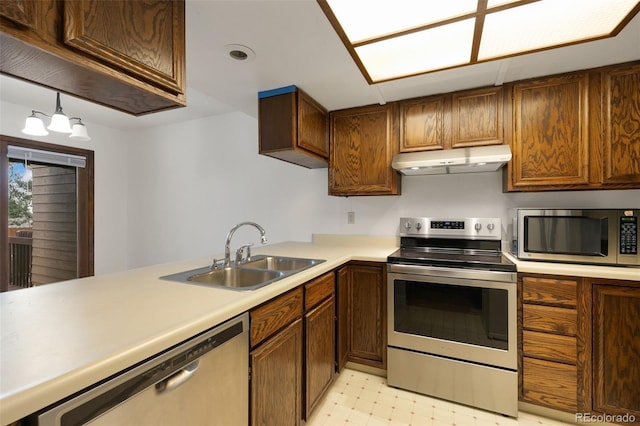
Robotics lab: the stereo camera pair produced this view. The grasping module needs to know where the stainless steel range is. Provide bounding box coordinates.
[387,217,518,417]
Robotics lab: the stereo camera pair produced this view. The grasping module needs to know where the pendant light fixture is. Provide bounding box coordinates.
[22,92,91,141]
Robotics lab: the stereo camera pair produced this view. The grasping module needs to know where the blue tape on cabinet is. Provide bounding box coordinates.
[258,85,297,99]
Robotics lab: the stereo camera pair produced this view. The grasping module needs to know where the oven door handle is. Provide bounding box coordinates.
[387,263,516,283]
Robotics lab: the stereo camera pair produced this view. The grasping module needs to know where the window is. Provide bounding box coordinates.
[1,135,94,291]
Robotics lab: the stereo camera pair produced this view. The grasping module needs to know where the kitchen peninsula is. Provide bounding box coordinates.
[0,236,396,425]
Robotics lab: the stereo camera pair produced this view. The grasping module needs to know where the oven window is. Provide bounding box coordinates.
[393,280,509,350]
[524,216,608,256]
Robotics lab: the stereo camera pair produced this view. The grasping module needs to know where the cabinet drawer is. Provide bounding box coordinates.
[523,330,577,364]
[251,287,303,347]
[523,304,577,336]
[522,357,577,412]
[522,276,577,307]
[305,272,335,310]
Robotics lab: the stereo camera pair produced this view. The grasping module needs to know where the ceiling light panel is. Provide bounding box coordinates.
[325,0,477,43]
[318,0,640,84]
[479,0,640,60]
[355,19,476,81]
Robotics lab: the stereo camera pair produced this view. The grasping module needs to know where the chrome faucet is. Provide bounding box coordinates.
[223,221,267,267]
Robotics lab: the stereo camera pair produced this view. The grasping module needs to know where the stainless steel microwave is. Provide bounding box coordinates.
[509,209,639,267]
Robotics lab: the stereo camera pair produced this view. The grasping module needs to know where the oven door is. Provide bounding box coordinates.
[388,264,517,370]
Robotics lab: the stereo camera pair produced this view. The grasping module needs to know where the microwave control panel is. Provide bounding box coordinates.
[620,215,638,255]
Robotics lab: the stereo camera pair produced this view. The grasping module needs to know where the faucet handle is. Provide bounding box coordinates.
[210,258,223,270]
[235,244,254,264]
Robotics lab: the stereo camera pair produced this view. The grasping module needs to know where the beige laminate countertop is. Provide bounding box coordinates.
[1,235,638,424]
[504,252,640,281]
[0,235,397,425]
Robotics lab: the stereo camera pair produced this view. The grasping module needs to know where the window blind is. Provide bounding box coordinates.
[7,145,86,168]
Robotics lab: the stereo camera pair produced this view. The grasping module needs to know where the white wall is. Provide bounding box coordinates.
[1,99,130,275]
[125,111,341,268]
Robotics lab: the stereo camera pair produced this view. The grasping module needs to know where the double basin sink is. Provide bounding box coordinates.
[160,255,325,291]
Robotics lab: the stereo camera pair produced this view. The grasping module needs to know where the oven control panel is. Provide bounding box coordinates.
[400,217,502,240]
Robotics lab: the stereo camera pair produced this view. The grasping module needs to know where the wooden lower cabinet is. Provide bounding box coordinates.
[523,357,578,412]
[250,319,303,426]
[586,281,640,420]
[337,262,386,370]
[249,272,336,425]
[305,296,335,416]
[519,274,578,412]
[521,273,640,423]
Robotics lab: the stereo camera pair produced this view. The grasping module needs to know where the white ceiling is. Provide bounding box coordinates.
[1,0,640,131]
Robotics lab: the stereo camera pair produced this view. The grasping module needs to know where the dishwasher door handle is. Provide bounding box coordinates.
[155,360,200,393]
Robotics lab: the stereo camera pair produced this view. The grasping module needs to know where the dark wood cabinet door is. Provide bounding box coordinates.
[510,73,590,189]
[452,86,503,148]
[64,0,185,95]
[399,95,448,152]
[298,90,329,159]
[329,104,400,196]
[592,284,640,418]
[343,263,386,369]
[305,296,335,417]
[601,63,640,186]
[250,319,303,426]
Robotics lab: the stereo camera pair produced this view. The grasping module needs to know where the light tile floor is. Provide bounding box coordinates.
[306,368,574,426]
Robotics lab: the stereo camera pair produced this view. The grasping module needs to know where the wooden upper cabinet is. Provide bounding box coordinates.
[451,86,503,148]
[600,63,640,186]
[259,87,328,169]
[0,0,36,29]
[0,0,186,115]
[399,95,449,152]
[399,86,504,153]
[64,0,184,95]
[329,103,400,196]
[509,72,591,189]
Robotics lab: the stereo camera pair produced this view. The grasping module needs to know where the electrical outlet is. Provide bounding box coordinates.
[347,211,355,224]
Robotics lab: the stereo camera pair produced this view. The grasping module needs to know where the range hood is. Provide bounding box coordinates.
[392,145,512,176]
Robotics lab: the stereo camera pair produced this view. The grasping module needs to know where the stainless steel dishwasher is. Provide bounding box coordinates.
[38,313,249,426]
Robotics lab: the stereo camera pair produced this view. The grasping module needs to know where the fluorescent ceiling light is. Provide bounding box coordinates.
[479,0,640,60]
[318,0,640,83]
[355,19,475,81]
[326,0,477,43]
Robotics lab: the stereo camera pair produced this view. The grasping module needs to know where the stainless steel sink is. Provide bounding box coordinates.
[188,267,285,289]
[241,256,323,272]
[160,255,325,291]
